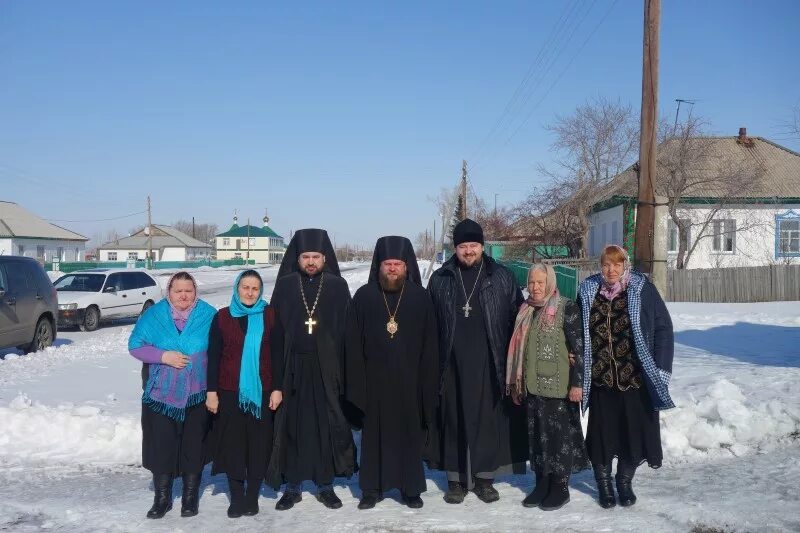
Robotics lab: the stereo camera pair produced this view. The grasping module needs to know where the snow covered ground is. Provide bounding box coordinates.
[1,264,798,532]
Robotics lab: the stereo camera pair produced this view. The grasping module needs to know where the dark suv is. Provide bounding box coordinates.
[0,256,58,353]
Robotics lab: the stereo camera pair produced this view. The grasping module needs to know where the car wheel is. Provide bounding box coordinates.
[80,306,100,332]
[24,317,54,353]
[140,300,154,317]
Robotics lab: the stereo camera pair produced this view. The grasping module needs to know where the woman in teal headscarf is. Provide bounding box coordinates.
[206,270,283,518]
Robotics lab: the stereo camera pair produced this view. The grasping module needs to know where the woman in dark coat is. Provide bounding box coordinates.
[129,271,216,519]
[206,270,282,518]
[507,263,589,511]
[577,245,674,508]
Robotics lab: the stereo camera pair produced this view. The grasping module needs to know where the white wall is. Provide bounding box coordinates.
[587,204,625,257]
[98,248,155,261]
[665,204,800,269]
[0,238,85,261]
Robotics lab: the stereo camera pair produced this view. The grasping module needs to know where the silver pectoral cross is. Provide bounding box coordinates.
[305,317,317,334]
[462,302,472,318]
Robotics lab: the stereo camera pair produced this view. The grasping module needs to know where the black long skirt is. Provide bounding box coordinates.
[526,395,589,477]
[283,351,335,486]
[586,385,662,468]
[209,390,273,481]
[141,402,210,476]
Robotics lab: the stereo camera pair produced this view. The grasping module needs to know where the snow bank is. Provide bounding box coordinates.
[662,378,800,461]
[0,393,140,467]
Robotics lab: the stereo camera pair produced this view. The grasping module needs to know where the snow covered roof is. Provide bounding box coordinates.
[99,224,212,250]
[0,201,88,241]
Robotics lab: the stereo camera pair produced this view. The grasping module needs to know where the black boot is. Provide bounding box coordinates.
[472,478,500,503]
[227,477,245,518]
[317,488,343,509]
[243,478,262,516]
[402,492,424,509]
[146,474,173,519]
[616,461,638,507]
[357,490,383,510]
[180,472,201,517]
[275,490,302,511]
[443,481,466,504]
[539,476,570,511]
[522,472,550,508]
[593,464,616,509]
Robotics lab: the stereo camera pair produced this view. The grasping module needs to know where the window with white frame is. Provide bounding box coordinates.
[777,216,800,256]
[108,252,118,261]
[712,219,736,252]
[128,251,139,260]
[667,219,690,252]
[249,238,256,246]
[222,238,230,246]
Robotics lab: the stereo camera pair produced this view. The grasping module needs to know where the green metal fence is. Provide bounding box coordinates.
[46,258,255,273]
[497,260,579,301]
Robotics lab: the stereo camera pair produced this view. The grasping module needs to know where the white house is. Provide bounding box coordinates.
[215,214,285,264]
[0,200,88,261]
[97,225,212,262]
[587,131,800,269]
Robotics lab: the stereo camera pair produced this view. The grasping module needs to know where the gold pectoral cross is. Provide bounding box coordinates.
[305,317,317,334]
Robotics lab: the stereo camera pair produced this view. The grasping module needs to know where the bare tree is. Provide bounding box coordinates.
[656,116,767,269]
[172,220,219,244]
[535,97,639,256]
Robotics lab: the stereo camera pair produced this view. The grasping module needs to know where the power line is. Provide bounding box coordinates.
[46,210,147,223]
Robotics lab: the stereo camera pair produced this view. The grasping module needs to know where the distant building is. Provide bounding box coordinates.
[215,212,285,264]
[0,200,88,261]
[97,224,212,262]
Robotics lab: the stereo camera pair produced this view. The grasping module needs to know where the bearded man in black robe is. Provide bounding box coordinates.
[267,228,356,511]
[345,236,438,510]
[426,219,527,504]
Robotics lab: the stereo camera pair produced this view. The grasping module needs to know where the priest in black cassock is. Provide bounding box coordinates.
[345,236,439,510]
[426,219,528,504]
[267,228,357,511]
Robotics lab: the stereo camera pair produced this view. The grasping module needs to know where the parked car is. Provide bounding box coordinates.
[0,256,58,353]
[54,269,163,331]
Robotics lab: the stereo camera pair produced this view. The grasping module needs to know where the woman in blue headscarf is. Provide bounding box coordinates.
[206,270,282,519]
[129,271,217,519]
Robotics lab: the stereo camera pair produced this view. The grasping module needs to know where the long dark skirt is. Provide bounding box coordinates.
[526,395,589,477]
[209,390,273,481]
[142,402,210,475]
[284,351,335,486]
[586,385,662,468]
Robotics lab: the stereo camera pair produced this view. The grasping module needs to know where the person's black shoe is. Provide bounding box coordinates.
[317,488,343,509]
[522,473,550,508]
[593,464,617,509]
[402,493,423,509]
[443,481,467,504]
[146,474,174,519]
[357,491,382,510]
[472,478,500,504]
[227,477,245,518]
[243,479,261,516]
[616,461,637,507]
[180,472,201,517]
[275,491,302,511]
[539,476,570,511]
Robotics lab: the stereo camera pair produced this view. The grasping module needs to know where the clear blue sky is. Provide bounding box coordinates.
[2,1,798,247]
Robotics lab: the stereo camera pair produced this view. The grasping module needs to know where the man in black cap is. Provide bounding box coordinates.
[426,219,527,504]
[344,236,439,510]
[267,229,356,511]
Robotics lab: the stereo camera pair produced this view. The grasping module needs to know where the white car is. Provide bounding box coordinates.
[54,269,163,331]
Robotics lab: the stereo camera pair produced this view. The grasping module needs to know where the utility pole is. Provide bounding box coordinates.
[633,0,663,292]
[461,160,468,220]
[246,218,251,263]
[146,195,153,267]
[192,216,196,239]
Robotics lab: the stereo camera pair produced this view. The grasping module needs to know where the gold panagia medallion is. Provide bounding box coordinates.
[386,317,399,338]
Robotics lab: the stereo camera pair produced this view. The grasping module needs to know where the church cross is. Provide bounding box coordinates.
[462,302,472,318]
[305,317,317,334]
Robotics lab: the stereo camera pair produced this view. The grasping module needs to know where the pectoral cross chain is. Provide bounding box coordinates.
[305,317,317,334]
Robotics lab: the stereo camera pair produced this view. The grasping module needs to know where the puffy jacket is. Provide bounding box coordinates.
[428,254,524,394]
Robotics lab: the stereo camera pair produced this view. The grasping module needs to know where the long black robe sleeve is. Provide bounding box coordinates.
[270,306,286,393]
[207,313,222,393]
[420,294,440,429]
[344,295,367,417]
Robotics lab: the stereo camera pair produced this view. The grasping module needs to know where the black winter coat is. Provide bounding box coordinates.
[428,254,524,394]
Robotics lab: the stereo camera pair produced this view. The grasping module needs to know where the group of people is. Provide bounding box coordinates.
[128,218,674,519]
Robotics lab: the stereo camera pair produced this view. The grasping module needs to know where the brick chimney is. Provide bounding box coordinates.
[736,127,754,146]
